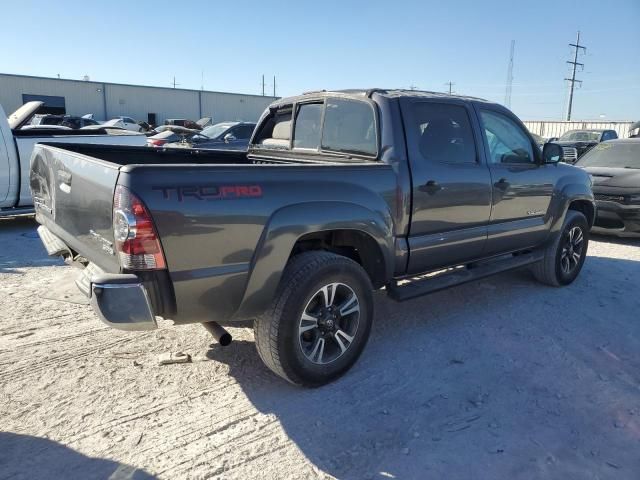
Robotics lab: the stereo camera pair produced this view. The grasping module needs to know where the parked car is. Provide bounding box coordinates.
[629,121,640,138]
[576,139,640,236]
[104,117,142,132]
[61,116,102,129]
[166,122,256,150]
[31,89,594,386]
[146,126,199,147]
[30,114,101,129]
[164,117,211,130]
[30,114,64,126]
[556,129,618,163]
[0,101,147,216]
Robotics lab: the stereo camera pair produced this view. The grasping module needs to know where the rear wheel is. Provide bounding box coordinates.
[254,251,373,387]
[532,210,589,286]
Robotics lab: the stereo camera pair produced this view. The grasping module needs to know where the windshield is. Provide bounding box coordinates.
[200,123,234,139]
[559,130,601,142]
[577,142,640,169]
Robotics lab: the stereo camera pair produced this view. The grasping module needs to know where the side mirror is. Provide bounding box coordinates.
[543,142,563,164]
[224,133,236,143]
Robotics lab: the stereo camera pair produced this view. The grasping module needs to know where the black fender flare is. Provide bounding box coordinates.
[233,201,394,319]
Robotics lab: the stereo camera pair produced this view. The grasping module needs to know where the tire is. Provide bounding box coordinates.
[532,210,589,287]
[254,251,374,387]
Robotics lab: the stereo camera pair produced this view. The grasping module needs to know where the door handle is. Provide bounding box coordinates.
[420,180,442,194]
[494,178,510,191]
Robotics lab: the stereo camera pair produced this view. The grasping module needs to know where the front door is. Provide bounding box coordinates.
[477,107,555,255]
[400,99,493,274]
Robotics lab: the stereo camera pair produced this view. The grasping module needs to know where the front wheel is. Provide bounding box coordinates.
[254,251,373,387]
[532,210,589,286]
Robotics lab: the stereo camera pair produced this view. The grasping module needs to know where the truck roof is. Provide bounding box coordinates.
[269,88,491,107]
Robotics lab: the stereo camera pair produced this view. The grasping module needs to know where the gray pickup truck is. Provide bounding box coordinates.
[31,89,595,386]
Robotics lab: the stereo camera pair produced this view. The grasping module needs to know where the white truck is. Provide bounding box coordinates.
[0,101,147,216]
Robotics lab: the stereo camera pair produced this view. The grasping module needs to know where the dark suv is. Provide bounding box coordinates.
[556,129,618,163]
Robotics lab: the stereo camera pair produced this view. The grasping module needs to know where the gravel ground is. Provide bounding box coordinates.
[1,216,639,480]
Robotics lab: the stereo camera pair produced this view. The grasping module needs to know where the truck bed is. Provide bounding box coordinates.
[30,142,395,323]
[37,142,252,166]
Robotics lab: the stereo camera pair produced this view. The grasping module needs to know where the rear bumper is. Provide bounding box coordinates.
[89,272,157,331]
[38,225,158,331]
[592,201,640,237]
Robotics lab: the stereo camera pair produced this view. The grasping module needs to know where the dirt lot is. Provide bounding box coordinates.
[1,216,639,480]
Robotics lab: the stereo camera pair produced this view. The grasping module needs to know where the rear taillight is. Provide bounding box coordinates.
[113,185,166,270]
[147,139,166,147]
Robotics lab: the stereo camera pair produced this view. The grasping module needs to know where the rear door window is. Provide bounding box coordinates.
[409,102,477,164]
[293,103,323,149]
[321,98,377,156]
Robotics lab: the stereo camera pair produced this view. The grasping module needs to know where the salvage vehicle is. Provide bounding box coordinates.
[165,122,256,150]
[146,127,200,147]
[31,89,595,386]
[556,129,618,163]
[103,117,142,132]
[164,117,211,130]
[0,101,147,216]
[577,139,640,236]
[30,114,101,129]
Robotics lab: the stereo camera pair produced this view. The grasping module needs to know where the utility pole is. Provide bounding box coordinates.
[261,74,265,96]
[504,40,515,108]
[273,75,276,97]
[172,76,180,89]
[445,81,455,95]
[565,31,586,121]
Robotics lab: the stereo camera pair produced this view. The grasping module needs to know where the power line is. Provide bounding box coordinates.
[504,40,515,108]
[565,31,586,120]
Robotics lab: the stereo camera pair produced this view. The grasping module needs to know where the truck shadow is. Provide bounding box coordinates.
[0,217,63,272]
[590,233,640,247]
[0,431,155,480]
[206,255,640,479]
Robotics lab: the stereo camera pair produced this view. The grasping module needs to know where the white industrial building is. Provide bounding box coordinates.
[0,73,277,126]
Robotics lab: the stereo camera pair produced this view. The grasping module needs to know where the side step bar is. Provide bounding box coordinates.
[388,251,544,302]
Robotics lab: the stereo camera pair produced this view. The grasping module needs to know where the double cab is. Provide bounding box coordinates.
[31,89,595,386]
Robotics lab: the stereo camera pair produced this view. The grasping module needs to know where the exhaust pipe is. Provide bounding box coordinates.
[202,321,232,346]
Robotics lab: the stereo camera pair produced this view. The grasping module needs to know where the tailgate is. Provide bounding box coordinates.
[30,143,121,273]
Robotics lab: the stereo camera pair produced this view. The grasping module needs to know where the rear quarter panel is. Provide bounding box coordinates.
[122,163,397,323]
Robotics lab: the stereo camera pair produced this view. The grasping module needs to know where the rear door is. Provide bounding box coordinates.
[400,98,492,273]
[476,106,555,255]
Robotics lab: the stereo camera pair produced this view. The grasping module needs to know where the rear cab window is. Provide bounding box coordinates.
[321,98,377,156]
[293,103,323,149]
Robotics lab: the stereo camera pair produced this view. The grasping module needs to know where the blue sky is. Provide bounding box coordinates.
[3,0,639,120]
